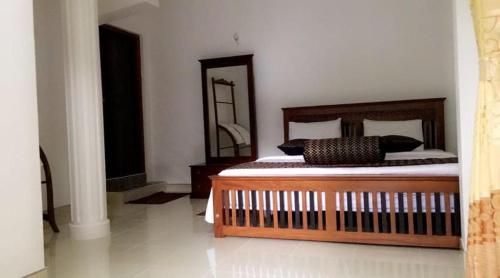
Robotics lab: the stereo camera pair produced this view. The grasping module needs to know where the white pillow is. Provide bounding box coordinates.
[363,119,424,151]
[289,119,342,140]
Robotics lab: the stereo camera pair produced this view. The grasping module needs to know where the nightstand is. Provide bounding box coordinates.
[190,163,233,199]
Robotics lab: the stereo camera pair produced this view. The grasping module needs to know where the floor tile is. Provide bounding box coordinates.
[43,196,465,278]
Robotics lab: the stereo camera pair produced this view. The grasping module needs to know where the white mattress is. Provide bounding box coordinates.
[205,150,459,224]
[219,150,458,177]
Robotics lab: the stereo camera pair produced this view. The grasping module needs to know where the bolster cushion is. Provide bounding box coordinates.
[303,136,386,165]
[277,139,307,155]
[380,135,423,153]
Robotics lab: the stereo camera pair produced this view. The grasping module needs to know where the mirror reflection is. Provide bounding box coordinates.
[207,66,251,158]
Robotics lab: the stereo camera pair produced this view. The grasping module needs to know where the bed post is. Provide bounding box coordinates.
[212,177,224,238]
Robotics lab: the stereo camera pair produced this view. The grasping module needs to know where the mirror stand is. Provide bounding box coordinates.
[190,54,257,199]
[200,54,257,164]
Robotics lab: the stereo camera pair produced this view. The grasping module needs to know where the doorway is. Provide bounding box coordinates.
[99,25,146,191]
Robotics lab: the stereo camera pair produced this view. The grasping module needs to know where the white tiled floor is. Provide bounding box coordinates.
[43,196,465,278]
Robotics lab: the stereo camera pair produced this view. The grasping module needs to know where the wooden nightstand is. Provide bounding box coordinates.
[190,163,233,199]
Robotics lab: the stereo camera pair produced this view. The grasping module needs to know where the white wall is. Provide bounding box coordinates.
[99,0,159,13]
[34,0,71,208]
[111,0,457,183]
[454,0,479,247]
[0,0,45,276]
[99,0,160,24]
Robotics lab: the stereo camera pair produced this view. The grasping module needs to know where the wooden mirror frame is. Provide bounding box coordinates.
[199,54,258,164]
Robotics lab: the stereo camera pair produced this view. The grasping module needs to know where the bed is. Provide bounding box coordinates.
[207,98,461,249]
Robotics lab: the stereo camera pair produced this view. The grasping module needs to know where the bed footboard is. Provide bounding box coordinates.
[211,176,461,249]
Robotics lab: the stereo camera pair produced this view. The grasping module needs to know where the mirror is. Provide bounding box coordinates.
[200,55,257,164]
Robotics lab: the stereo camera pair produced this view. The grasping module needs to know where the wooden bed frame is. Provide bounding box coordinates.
[211,98,461,249]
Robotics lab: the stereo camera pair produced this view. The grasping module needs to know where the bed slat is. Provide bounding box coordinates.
[389,192,396,234]
[231,190,237,228]
[356,192,362,232]
[445,192,452,236]
[372,192,379,233]
[408,192,414,235]
[302,191,308,230]
[318,192,324,230]
[224,190,230,226]
[340,192,345,232]
[245,190,250,227]
[258,190,264,227]
[287,191,293,229]
[426,192,432,235]
[273,191,279,229]
[326,192,336,232]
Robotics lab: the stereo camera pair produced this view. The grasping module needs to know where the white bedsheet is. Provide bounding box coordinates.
[219,150,458,177]
[205,150,459,224]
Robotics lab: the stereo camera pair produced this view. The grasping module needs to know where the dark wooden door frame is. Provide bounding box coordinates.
[99,24,146,191]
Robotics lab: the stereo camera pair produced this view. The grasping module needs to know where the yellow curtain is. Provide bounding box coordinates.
[467,0,500,277]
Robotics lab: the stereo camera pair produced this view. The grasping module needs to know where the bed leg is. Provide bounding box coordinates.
[213,181,224,238]
[214,224,224,238]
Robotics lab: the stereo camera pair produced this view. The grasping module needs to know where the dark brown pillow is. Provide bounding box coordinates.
[277,139,307,155]
[304,137,385,165]
[380,135,423,153]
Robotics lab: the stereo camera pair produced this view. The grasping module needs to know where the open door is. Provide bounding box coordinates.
[99,25,146,191]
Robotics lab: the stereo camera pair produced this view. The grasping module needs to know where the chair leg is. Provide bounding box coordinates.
[44,177,59,233]
[40,147,59,233]
[48,217,60,233]
[43,213,60,233]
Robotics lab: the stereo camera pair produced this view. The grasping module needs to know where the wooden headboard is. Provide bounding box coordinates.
[282,98,446,150]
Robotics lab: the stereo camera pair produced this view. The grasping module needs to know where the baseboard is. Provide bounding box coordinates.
[106,173,147,192]
[24,267,48,278]
[162,184,191,193]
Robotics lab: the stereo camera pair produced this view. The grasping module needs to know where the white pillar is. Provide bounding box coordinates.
[60,0,110,240]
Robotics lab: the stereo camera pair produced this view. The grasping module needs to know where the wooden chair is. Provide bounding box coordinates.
[40,147,59,233]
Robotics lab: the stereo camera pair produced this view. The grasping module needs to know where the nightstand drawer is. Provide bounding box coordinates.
[190,163,232,199]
